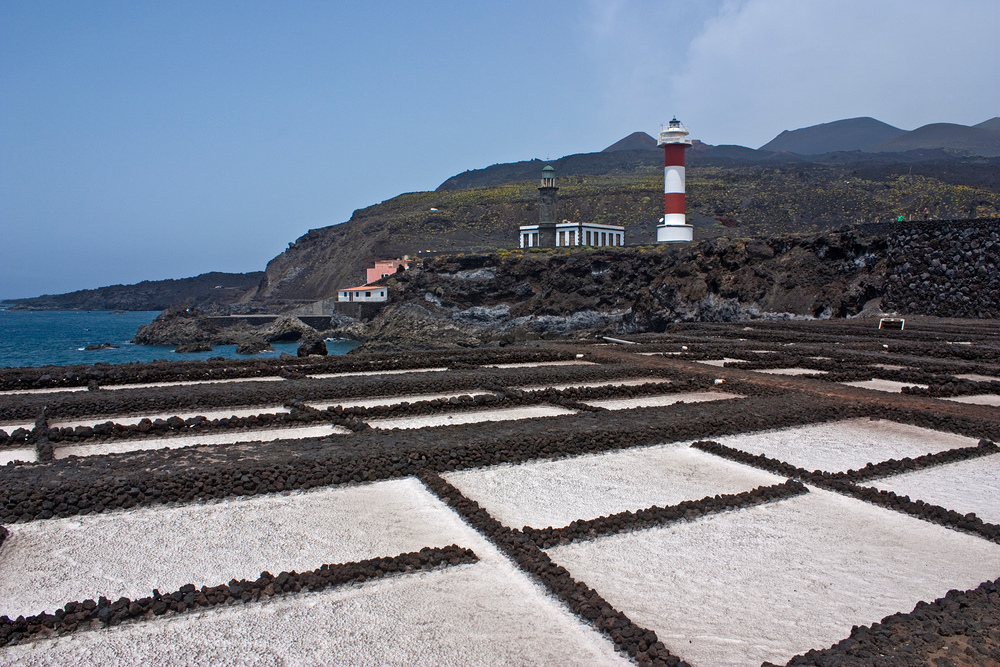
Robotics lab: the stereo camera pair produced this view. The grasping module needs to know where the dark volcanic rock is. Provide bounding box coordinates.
[235,341,273,355]
[296,339,328,357]
[174,343,213,354]
[132,307,220,346]
[84,343,119,351]
[354,304,483,352]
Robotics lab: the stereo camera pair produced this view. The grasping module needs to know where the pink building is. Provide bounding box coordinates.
[366,258,410,284]
[338,257,410,303]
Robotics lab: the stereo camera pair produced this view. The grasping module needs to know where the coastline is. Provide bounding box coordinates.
[0,310,360,368]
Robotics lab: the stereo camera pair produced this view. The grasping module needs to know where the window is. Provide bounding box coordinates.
[568,231,575,245]
[365,291,371,297]
[601,232,606,246]
[532,233,538,246]
[523,233,529,248]
[586,231,591,245]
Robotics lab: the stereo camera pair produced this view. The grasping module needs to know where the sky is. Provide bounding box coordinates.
[2,0,998,299]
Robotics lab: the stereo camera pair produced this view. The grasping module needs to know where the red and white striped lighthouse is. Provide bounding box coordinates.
[656,118,693,243]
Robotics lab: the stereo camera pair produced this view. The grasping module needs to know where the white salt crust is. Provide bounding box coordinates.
[954,373,1000,383]
[309,367,448,379]
[0,387,87,396]
[694,358,743,367]
[547,487,1000,667]
[52,424,350,460]
[0,480,626,667]
[50,406,290,429]
[714,418,977,474]
[753,367,828,376]
[0,449,36,466]
[871,453,1000,524]
[942,394,1000,406]
[103,377,284,391]
[840,379,929,392]
[0,422,34,435]
[581,391,743,411]
[871,364,907,371]
[515,379,663,392]
[365,405,576,431]
[483,360,597,369]
[0,478,462,618]
[0,563,629,667]
[306,391,492,410]
[444,444,783,530]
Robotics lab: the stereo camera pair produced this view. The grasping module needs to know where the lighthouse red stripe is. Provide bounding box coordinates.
[664,192,685,213]
[662,144,687,166]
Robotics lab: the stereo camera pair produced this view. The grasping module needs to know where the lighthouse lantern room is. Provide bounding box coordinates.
[656,118,694,243]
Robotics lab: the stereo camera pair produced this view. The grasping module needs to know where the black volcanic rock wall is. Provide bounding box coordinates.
[883,219,1000,318]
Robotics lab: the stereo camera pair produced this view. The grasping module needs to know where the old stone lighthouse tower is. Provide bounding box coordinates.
[519,163,625,249]
[536,165,558,248]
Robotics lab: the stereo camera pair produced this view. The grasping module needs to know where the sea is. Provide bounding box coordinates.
[0,310,361,369]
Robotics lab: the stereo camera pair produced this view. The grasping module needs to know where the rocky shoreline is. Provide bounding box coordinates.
[130,307,361,354]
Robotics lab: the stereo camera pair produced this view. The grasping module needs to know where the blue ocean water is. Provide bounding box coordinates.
[0,310,360,368]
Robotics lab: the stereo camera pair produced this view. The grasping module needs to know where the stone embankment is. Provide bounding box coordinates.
[882,219,1000,318]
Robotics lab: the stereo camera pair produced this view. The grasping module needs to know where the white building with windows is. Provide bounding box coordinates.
[519,221,625,249]
[337,285,387,302]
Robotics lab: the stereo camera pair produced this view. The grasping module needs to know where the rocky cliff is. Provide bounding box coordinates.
[343,226,887,350]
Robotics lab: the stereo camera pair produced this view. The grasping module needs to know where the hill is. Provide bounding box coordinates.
[870,122,1000,157]
[2,272,264,312]
[602,131,657,152]
[759,117,1000,157]
[974,117,1000,133]
[759,117,905,154]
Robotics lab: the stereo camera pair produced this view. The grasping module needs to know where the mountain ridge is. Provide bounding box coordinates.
[2,272,264,312]
[759,116,1000,156]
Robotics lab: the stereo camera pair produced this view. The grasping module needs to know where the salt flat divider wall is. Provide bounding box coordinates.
[0,545,477,647]
[3,391,998,525]
[0,360,677,435]
[0,348,586,391]
[518,480,807,548]
[691,441,1000,544]
[417,471,686,667]
[776,576,1000,666]
[0,391,847,524]
[3,378,707,453]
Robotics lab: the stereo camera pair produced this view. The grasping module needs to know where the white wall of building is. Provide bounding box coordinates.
[518,222,624,248]
[337,288,387,302]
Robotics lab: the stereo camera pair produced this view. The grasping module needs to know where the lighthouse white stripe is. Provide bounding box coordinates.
[662,213,688,227]
[664,166,685,193]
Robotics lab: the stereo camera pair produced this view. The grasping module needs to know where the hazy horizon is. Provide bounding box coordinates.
[3,0,999,300]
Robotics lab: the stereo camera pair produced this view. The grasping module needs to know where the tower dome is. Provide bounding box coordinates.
[541,165,555,188]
